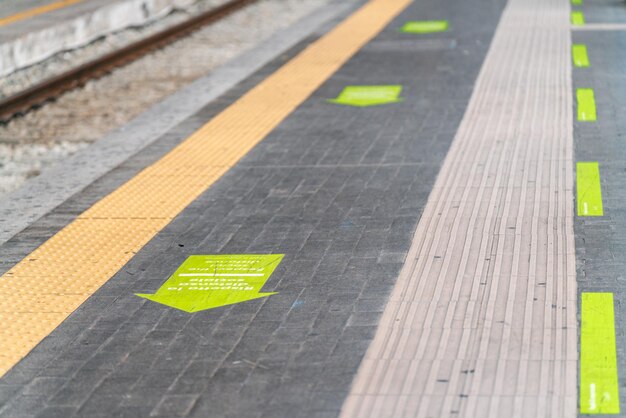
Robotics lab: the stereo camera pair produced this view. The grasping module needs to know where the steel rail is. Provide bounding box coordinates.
[0,0,256,123]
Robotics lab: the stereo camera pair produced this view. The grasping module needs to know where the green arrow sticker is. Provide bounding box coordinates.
[328,85,403,107]
[136,254,283,312]
[400,20,449,34]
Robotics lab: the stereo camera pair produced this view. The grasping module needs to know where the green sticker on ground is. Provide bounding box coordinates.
[572,44,590,67]
[136,254,283,312]
[572,11,585,25]
[577,88,596,122]
[572,0,582,5]
[580,293,620,414]
[577,162,604,216]
[400,20,449,33]
[328,85,403,108]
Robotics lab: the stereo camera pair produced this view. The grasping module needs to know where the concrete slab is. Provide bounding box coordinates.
[0,0,230,76]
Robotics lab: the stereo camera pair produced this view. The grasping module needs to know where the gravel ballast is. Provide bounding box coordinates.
[0,0,329,197]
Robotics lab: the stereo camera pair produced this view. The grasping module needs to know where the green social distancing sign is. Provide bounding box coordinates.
[401,20,449,34]
[328,85,403,107]
[136,254,283,312]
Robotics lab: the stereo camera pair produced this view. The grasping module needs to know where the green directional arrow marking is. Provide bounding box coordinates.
[328,85,403,107]
[400,20,449,34]
[136,254,283,312]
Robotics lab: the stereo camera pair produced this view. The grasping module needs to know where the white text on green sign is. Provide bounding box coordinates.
[136,254,283,312]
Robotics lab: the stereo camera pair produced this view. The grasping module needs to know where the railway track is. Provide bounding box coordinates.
[0,0,257,123]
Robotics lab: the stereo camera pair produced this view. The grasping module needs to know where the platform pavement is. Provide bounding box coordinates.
[0,0,508,415]
[1,0,625,415]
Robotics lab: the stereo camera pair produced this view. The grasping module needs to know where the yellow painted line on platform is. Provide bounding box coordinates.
[0,0,84,27]
[577,162,604,216]
[577,88,597,121]
[0,0,411,377]
[572,44,590,67]
[572,11,585,26]
[580,293,620,414]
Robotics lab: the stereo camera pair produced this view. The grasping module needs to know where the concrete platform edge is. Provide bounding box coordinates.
[0,0,227,76]
[0,0,358,246]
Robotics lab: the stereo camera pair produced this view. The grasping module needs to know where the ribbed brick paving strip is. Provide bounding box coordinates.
[0,0,411,377]
[340,0,577,416]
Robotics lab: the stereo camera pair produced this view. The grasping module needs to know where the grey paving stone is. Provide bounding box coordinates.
[34,406,77,418]
[76,394,123,415]
[0,394,48,418]
[94,375,141,396]
[114,407,155,418]
[0,385,21,408]
[149,394,198,417]
[21,377,67,397]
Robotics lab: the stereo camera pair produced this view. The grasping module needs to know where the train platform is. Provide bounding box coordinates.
[0,0,625,416]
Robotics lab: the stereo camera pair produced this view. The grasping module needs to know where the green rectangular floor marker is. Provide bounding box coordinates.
[577,162,604,216]
[400,20,449,34]
[328,85,403,107]
[573,44,590,67]
[581,293,620,414]
[136,254,283,312]
[572,11,585,25]
[572,0,582,5]
[577,88,597,121]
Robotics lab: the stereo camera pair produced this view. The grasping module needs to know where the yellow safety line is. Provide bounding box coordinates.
[0,0,84,27]
[0,0,412,377]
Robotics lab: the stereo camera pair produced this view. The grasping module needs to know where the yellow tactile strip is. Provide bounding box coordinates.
[0,0,412,377]
[0,0,84,27]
